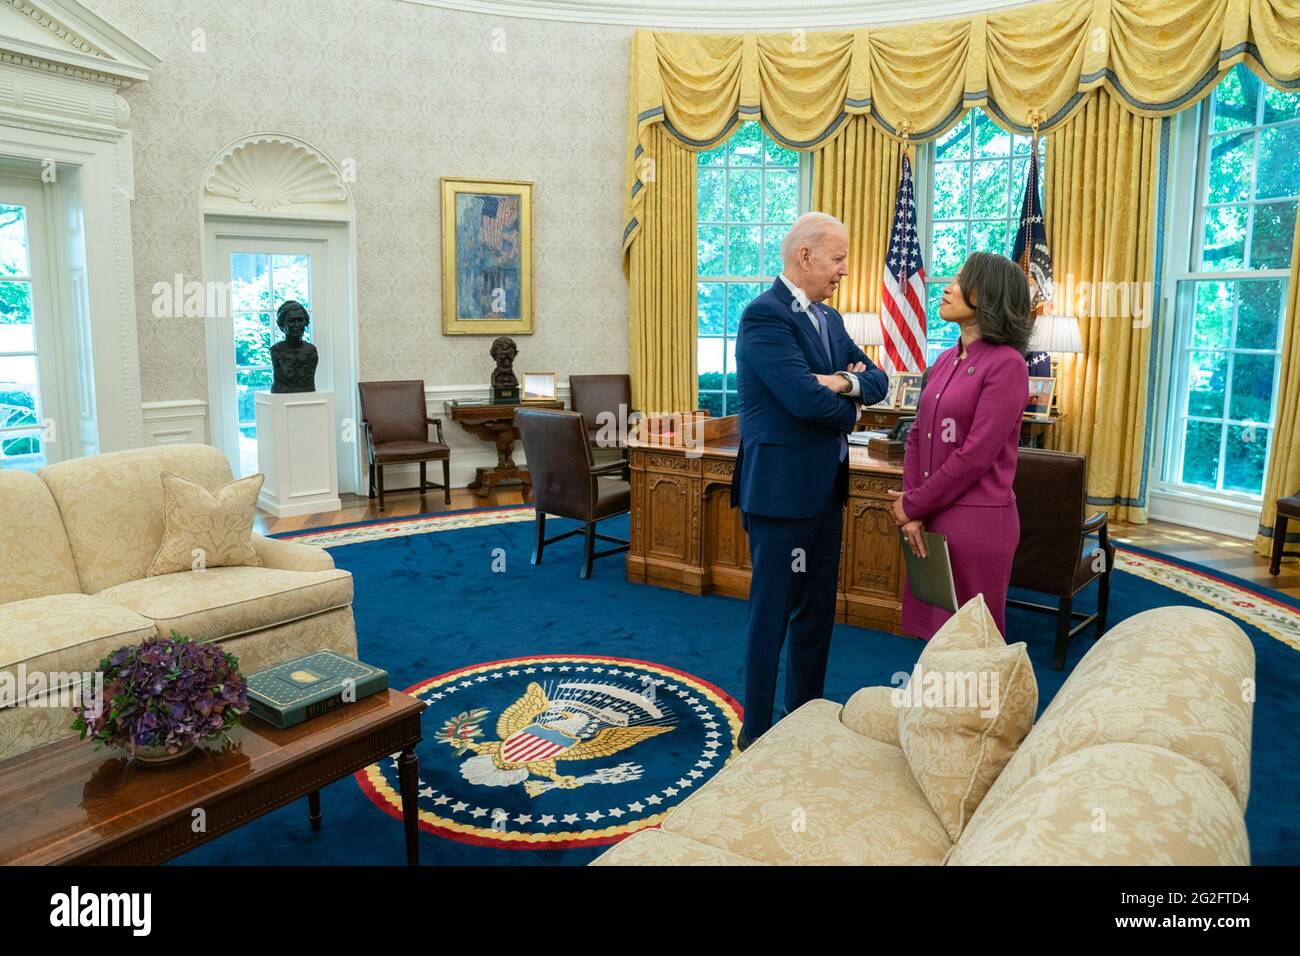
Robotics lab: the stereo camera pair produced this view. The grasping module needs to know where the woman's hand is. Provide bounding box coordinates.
[901,519,927,558]
[887,488,909,526]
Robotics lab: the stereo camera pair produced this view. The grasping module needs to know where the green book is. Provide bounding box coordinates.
[245,651,389,730]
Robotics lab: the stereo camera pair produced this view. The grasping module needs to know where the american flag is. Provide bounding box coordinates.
[478,195,518,252]
[881,152,927,373]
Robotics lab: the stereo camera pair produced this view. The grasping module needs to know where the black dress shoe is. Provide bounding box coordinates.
[736,730,753,752]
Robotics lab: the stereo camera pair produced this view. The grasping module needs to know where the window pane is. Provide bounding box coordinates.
[724,338,737,390]
[0,428,42,471]
[697,391,724,417]
[727,225,761,276]
[1228,352,1276,422]
[763,169,798,222]
[1201,205,1247,270]
[1255,124,1300,200]
[974,114,1012,158]
[234,312,272,369]
[1186,350,1227,417]
[764,137,799,167]
[932,163,968,219]
[697,337,725,382]
[0,281,33,350]
[0,204,30,277]
[1211,68,1258,132]
[230,253,270,312]
[1235,279,1284,350]
[697,169,726,221]
[1248,200,1297,269]
[1263,85,1300,125]
[272,254,311,311]
[1181,420,1222,488]
[1190,281,1232,349]
[726,282,762,335]
[727,123,763,166]
[697,281,724,335]
[698,224,725,276]
[971,160,1009,218]
[0,379,38,428]
[698,145,726,167]
[727,169,761,222]
[971,219,1009,258]
[1206,133,1254,204]
[762,223,789,276]
[935,115,971,161]
[1223,424,1268,494]
[931,221,968,277]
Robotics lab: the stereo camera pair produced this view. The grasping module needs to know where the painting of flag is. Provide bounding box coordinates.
[440,178,534,334]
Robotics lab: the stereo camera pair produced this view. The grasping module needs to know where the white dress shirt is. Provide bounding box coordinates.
[778,273,861,398]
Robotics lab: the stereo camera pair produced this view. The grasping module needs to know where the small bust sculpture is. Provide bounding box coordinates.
[490,335,518,392]
[270,300,318,393]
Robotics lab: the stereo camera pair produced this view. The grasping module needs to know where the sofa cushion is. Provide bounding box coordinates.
[924,592,1005,655]
[0,593,156,705]
[590,827,767,866]
[39,444,234,594]
[970,606,1255,830]
[148,472,264,576]
[840,685,902,747]
[897,642,1038,842]
[95,566,353,643]
[0,470,81,603]
[947,743,1250,865]
[659,699,952,864]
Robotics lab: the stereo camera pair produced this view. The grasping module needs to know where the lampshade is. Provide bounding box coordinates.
[843,312,884,346]
[1028,314,1083,354]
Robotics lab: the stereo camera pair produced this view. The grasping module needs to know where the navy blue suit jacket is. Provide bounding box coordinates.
[730,279,889,519]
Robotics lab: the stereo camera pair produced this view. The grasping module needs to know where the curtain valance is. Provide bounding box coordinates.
[623,0,1300,260]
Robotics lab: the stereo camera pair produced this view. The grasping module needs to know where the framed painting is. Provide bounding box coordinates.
[440,178,534,335]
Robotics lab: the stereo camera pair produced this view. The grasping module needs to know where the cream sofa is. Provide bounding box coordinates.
[0,444,357,760]
[593,604,1255,866]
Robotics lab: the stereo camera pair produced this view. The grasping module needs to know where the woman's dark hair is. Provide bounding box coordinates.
[956,252,1033,353]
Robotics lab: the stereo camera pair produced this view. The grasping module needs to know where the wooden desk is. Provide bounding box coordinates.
[449,399,564,498]
[626,416,907,634]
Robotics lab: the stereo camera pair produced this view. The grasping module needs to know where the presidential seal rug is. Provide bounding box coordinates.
[357,655,740,849]
[169,505,1300,866]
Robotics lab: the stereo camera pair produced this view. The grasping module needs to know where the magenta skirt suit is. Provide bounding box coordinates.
[900,337,1028,639]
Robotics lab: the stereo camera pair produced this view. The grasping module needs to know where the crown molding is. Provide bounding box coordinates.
[0,0,159,87]
[392,0,1038,30]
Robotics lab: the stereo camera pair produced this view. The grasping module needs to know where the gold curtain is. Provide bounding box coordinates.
[622,0,1300,256]
[1042,89,1162,523]
[628,124,697,414]
[1255,205,1300,561]
[810,116,904,350]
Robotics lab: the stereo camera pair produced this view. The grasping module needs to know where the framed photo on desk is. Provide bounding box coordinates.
[896,372,924,410]
[522,371,557,401]
[1026,376,1056,416]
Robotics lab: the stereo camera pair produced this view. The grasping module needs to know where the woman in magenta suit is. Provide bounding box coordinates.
[888,252,1033,638]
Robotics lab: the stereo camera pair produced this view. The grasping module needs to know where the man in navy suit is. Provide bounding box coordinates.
[730,212,888,749]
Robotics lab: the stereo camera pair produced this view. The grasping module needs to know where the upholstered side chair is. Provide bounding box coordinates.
[358,380,451,512]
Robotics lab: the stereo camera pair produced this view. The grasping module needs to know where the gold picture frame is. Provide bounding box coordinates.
[440,177,534,335]
[1026,375,1056,417]
[521,370,558,401]
[895,372,924,410]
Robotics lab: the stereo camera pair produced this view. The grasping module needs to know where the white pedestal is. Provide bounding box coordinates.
[254,390,341,517]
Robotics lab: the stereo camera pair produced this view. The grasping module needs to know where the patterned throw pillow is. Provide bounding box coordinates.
[896,595,1038,842]
[147,472,265,576]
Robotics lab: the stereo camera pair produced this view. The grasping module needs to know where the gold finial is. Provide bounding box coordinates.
[1026,107,1047,134]
[897,118,914,142]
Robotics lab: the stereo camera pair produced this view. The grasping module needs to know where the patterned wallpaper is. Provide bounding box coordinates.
[88,0,632,403]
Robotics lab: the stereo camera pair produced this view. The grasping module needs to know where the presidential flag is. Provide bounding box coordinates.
[880,151,927,373]
[1012,138,1053,377]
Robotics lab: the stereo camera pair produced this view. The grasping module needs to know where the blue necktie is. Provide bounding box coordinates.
[811,305,849,462]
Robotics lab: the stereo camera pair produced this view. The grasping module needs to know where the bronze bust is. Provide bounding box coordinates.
[270,300,318,393]
[490,336,519,399]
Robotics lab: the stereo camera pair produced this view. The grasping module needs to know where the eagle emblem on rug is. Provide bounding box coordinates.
[439,680,674,796]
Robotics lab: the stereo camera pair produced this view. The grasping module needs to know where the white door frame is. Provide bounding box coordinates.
[202,216,359,494]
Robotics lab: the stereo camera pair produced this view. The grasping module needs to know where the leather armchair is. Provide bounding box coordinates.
[1270,493,1300,575]
[569,374,634,479]
[358,380,451,512]
[1007,447,1114,671]
[516,408,630,578]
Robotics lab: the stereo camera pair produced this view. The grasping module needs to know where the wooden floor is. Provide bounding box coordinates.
[257,488,1300,601]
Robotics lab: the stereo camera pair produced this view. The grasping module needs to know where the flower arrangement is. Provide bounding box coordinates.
[72,632,249,760]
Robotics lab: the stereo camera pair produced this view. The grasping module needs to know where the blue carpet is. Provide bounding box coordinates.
[172,511,1299,866]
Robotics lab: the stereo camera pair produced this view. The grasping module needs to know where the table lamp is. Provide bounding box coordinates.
[843,312,885,367]
[1027,314,1082,416]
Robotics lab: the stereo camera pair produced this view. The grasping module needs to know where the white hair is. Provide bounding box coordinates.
[780,212,846,267]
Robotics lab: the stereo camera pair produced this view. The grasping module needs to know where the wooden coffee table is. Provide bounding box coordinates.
[0,689,426,866]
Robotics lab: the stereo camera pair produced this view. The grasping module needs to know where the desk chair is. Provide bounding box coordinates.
[1007,447,1114,671]
[517,408,629,578]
